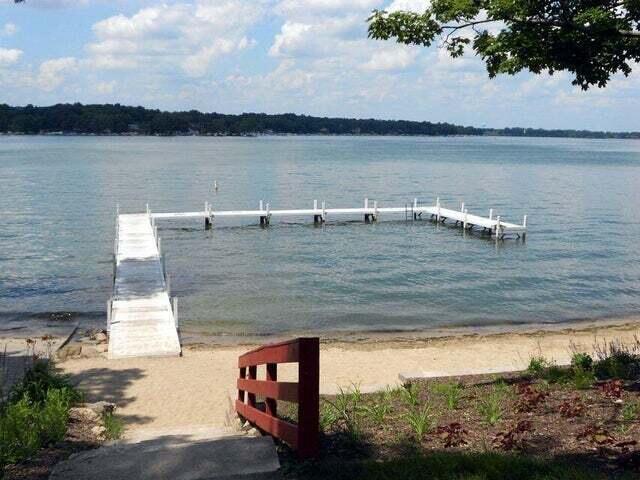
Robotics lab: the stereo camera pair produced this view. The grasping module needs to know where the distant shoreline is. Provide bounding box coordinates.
[2,103,639,139]
[2,132,640,140]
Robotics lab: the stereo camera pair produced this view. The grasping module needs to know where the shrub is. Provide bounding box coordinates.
[9,359,78,405]
[0,396,41,466]
[526,356,548,378]
[592,339,640,380]
[39,388,74,444]
[571,367,595,390]
[0,360,79,470]
[571,353,593,371]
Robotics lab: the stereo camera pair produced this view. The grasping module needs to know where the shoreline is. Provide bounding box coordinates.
[177,314,640,348]
[3,313,640,348]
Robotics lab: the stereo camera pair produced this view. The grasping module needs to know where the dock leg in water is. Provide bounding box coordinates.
[205,216,212,230]
[260,216,270,226]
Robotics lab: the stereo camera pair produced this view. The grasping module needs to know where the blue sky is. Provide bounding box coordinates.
[0,0,638,131]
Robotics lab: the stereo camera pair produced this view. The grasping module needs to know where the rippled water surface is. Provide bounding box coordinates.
[1,135,640,335]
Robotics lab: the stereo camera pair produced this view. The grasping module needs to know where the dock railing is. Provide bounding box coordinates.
[236,337,320,458]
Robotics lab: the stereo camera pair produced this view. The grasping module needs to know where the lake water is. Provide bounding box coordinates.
[1,135,640,337]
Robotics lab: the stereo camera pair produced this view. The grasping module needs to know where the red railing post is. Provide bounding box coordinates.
[266,363,277,417]
[235,337,319,458]
[297,337,320,458]
[248,365,257,408]
[238,366,246,404]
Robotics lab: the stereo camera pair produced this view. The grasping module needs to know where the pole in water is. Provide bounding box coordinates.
[213,180,218,192]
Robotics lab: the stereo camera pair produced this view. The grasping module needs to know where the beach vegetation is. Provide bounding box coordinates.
[526,356,548,378]
[571,352,593,371]
[592,339,640,380]
[0,359,78,471]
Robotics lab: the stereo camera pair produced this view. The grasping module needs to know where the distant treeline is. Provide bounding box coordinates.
[0,103,638,139]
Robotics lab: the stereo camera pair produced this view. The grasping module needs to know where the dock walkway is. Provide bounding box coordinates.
[152,198,527,239]
[109,197,526,358]
[108,213,180,359]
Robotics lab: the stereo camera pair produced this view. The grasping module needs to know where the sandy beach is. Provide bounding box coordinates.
[9,319,628,438]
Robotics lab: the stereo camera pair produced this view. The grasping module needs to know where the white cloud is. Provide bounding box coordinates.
[387,0,429,12]
[37,57,77,91]
[276,0,381,17]
[95,80,116,94]
[361,47,417,71]
[0,47,22,65]
[1,22,18,36]
[86,1,263,77]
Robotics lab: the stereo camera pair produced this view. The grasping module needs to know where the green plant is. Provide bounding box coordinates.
[362,391,391,425]
[431,382,463,410]
[323,384,363,439]
[571,367,595,390]
[0,396,41,466]
[477,389,503,425]
[9,359,78,405]
[400,383,421,407]
[618,402,638,434]
[405,404,436,442]
[593,339,640,380]
[39,388,74,444]
[527,356,549,378]
[0,360,79,470]
[103,413,124,440]
[571,353,593,371]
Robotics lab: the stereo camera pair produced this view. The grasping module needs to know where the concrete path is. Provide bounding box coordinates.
[109,213,181,359]
[50,428,281,480]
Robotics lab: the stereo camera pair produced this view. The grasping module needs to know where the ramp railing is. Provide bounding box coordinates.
[236,337,319,458]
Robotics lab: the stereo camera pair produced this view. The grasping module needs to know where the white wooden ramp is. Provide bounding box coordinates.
[108,213,181,359]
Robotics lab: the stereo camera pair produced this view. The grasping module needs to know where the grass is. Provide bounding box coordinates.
[0,359,79,471]
[103,413,124,440]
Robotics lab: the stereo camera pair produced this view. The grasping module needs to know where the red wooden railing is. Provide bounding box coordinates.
[235,337,319,458]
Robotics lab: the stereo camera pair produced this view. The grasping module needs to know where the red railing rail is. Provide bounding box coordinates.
[235,337,319,458]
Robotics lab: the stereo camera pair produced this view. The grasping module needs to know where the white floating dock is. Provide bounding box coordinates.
[108,198,526,358]
[151,198,527,239]
[108,213,181,359]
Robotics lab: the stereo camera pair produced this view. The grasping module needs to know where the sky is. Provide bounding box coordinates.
[0,0,638,131]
